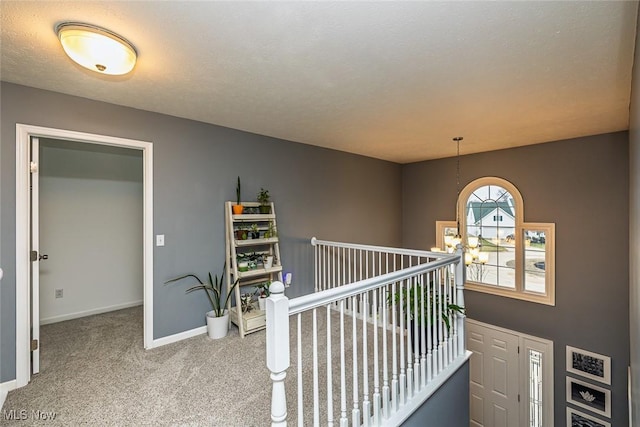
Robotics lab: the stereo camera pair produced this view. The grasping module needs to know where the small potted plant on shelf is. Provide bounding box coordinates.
[255,281,271,311]
[237,253,249,272]
[235,224,249,241]
[164,264,239,339]
[257,188,271,214]
[263,253,274,269]
[264,222,277,239]
[232,176,243,215]
[249,223,260,239]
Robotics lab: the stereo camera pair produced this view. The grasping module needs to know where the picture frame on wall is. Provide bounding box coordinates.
[566,377,611,418]
[567,407,611,427]
[566,345,611,385]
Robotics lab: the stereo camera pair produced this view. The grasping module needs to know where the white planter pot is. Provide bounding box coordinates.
[206,310,229,339]
[258,296,267,311]
[264,256,274,269]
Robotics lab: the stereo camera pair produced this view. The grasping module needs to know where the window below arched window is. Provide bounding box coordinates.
[437,177,555,305]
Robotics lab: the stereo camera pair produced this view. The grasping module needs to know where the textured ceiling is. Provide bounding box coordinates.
[1,1,638,163]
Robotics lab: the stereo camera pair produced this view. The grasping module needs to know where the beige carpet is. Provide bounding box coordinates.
[2,306,417,426]
[1,307,274,426]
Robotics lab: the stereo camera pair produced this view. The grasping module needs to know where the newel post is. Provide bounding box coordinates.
[454,245,466,357]
[267,281,290,426]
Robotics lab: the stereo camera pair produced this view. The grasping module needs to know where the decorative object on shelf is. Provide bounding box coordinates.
[255,281,271,311]
[164,264,239,339]
[566,346,611,385]
[566,376,611,418]
[566,407,610,427]
[250,223,260,239]
[232,176,244,214]
[257,188,271,214]
[263,255,274,269]
[240,293,254,313]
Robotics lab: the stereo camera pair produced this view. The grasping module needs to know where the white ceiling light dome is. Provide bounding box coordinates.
[55,22,137,75]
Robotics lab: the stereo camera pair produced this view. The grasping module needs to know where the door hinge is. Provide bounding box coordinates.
[517,345,520,354]
[517,394,520,402]
[30,250,38,262]
[30,162,38,173]
[30,339,38,351]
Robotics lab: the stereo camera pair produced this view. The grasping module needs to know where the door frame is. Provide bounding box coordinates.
[15,124,154,388]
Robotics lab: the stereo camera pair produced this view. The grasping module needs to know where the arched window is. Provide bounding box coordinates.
[437,177,555,305]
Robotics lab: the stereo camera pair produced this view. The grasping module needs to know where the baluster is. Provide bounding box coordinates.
[266,282,290,426]
[373,288,380,426]
[391,269,399,412]
[406,278,414,399]
[412,276,420,394]
[420,274,426,389]
[297,314,304,427]
[352,295,360,426]
[362,291,370,427]
[399,277,406,404]
[382,284,390,419]
[427,273,433,383]
[313,308,320,426]
[327,305,334,427]
[340,300,348,427]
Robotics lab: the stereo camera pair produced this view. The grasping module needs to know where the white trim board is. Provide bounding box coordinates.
[149,326,207,349]
[1,380,17,410]
[40,301,143,325]
[15,124,154,388]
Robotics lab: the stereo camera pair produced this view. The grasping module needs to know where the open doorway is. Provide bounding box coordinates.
[38,138,143,325]
[15,124,154,388]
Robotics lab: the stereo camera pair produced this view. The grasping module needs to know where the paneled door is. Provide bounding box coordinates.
[468,321,520,427]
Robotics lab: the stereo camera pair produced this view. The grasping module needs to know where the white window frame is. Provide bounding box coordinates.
[437,177,555,305]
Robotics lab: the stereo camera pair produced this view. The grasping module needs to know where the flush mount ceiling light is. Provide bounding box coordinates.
[55,22,137,75]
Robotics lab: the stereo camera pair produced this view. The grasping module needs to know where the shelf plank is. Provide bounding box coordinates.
[232,214,275,221]
[234,265,283,280]
[235,237,278,246]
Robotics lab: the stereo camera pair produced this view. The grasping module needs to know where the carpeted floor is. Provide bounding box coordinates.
[2,305,405,426]
[1,306,274,426]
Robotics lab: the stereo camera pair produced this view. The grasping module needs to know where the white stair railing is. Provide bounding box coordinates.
[267,239,467,426]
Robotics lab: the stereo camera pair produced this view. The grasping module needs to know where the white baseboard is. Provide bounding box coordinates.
[40,300,143,325]
[1,379,17,409]
[148,325,207,349]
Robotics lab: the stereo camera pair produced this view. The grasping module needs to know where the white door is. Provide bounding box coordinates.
[30,136,41,375]
[467,321,520,427]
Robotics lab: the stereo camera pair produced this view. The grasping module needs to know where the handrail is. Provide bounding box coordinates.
[310,237,449,259]
[289,252,460,315]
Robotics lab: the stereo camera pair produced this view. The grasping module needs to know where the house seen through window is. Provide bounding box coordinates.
[437,177,555,305]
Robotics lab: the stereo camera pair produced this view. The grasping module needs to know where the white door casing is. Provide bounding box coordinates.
[30,136,40,374]
[467,319,554,427]
[15,124,154,387]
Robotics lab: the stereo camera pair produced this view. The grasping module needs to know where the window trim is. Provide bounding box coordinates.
[437,177,555,306]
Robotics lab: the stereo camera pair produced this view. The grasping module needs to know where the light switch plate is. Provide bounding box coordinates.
[156,235,165,246]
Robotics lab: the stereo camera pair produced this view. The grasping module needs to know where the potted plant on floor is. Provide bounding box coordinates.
[257,188,271,214]
[165,264,239,339]
[232,176,243,215]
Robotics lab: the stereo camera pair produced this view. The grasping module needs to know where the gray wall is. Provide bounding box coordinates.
[630,4,640,425]
[39,139,143,324]
[403,132,630,426]
[0,82,402,382]
[401,361,469,427]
